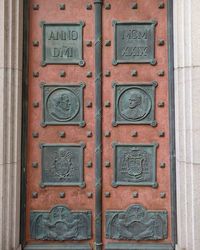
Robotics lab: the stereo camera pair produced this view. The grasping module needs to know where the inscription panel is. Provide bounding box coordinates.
[112,143,158,187]
[40,143,85,188]
[30,205,91,240]
[113,21,157,65]
[106,204,168,240]
[41,83,85,127]
[41,22,85,66]
[113,82,157,127]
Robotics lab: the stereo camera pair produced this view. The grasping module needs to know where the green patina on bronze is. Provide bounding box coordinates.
[112,143,158,188]
[112,20,157,65]
[41,83,85,127]
[41,22,85,66]
[40,143,86,188]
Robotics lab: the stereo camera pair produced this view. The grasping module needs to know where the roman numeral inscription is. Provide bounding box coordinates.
[41,22,84,66]
[113,21,157,65]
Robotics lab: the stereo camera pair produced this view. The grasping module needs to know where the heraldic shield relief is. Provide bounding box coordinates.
[23,0,175,249]
[112,143,158,187]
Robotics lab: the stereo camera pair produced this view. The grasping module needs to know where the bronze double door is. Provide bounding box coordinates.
[23,0,176,249]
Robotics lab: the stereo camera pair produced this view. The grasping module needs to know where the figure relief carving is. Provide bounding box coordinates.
[42,84,85,126]
[106,205,167,240]
[30,205,91,240]
[119,88,151,121]
[47,88,80,121]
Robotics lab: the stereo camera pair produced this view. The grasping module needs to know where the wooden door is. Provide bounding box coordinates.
[22,1,176,250]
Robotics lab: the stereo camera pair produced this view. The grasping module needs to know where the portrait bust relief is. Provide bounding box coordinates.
[119,88,152,121]
[41,83,85,127]
[113,82,157,126]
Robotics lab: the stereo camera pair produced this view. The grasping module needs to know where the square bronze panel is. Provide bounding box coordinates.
[40,143,85,188]
[112,143,158,188]
[112,20,157,65]
[112,82,157,127]
[41,21,85,66]
[41,83,85,127]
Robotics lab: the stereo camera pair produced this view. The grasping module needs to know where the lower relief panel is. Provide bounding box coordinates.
[106,204,168,240]
[30,205,92,240]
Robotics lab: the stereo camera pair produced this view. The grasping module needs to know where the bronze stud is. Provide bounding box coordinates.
[60,70,66,77]
[32,162,38,168]
[158,101,165,107]
[158,2,165,9]
[33,101,39,108]
[104,101,111,107]
[104,131,111,137]
[131,69,138,76]
[160,192,166,198]
[132,191,138,198]
[131,3,138,9]
[105,40,111,46]
[105,70,111,77]
[86,40,92,47]
[86,71,92,78]
[32,132,39,138]
[131,131,138,137]
[105,192,111,198]
[158,39,165,46]
[33,72,39,77]
[86,131,93,137]
[87,192,93,198]
[59,4,65,10]
[86,161,93,168]
[105,3,111,9]
[158,70,165,76]
[105,161,111,168]
[59,192,65,198]
[158,131,165,137]
[33,40,39,47]
[160,162,166,168]
[86,100,92,108]
[32,4,39,10]
[86,3,92,10]
[32,192,38,198]
[58,131,65,138]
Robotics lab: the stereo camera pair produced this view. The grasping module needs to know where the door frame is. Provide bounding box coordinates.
[20,0,177,249]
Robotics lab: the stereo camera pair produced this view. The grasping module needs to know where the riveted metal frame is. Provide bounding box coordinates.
[41,21,85,66]
[112,143,159,188]
[112,20,157,65]
[40,143,86,188]
[41,83,85,127]
[112,81,157,127]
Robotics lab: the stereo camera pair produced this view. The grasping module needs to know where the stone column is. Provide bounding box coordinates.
[0,0,23,250]
[174,0,200,250]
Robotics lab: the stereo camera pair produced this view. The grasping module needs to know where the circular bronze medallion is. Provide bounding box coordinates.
[46,88,80,121]
[118,87,152,121]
